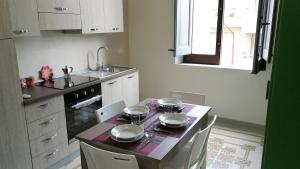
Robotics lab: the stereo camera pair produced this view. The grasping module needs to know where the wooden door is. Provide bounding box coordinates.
[104,0,124,32]
[123,72,139,107]
[262,1,300,169]
[0,39,32,169]
[80,0,105,33]
[8,0,40,37]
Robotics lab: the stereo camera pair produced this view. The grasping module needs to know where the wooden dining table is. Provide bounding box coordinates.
[76,99,212,169]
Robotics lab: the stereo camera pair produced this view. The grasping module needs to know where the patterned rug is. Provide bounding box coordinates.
[61,127,263,169]
[207,127,264,169]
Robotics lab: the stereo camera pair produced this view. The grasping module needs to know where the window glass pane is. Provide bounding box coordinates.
[192,0,219,55]
[221,0,259,69]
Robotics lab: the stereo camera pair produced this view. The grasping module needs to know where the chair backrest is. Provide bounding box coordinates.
[169,91,206,105]
[96,100,126,122]
[80,142,140,169]
[185,115,217,169]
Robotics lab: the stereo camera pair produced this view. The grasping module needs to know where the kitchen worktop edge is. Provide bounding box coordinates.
[23,68,138,105]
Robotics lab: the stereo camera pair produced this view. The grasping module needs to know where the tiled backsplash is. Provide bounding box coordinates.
[15,31,129,80]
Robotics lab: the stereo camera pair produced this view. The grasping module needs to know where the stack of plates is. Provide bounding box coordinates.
[124,106,150,117]
[157,98,182,109]
[110,124,144,143]
[159,113,189,128]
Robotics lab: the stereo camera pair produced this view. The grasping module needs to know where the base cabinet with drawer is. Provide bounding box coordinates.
[24,96,69,169]
[102,72,139,107]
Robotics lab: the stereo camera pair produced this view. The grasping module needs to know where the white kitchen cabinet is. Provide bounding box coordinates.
[80,0,105,34]
[101,72,139,107]
[7,0,40,37]
[80,0,124,34]
[101,77,123,106]
[104,0,124,33]
[37,0,81,30]
[37,0,80,14]
[122,72,139,107]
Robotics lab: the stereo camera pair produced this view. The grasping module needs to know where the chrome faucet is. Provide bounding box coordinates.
[96,46,109,71]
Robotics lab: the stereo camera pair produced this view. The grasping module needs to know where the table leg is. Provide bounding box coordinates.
[80,147,88,169]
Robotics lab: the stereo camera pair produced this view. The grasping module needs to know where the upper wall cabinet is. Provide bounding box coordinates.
[37,0,81,30]
[7,0,40,37]
[37,0,80,14]
[80,0,124,34]
[103,0,124,33]
[80,0,105,33]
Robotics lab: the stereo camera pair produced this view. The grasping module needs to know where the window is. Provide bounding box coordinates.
[174,0,277,73]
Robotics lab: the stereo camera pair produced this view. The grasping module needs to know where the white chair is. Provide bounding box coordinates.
[169,91,205,105]
[96,100,126,122]
[80,142,140,169]
[165,115,217,169]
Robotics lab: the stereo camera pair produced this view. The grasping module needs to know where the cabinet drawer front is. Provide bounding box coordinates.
[39,13,82,30]
[25,96,64,123]
[28,113,63,140]
[30,128,68,157]
[37,0,80,14]
[32,143,68,169]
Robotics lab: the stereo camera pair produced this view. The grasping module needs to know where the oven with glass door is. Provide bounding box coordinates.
[64,83,102,144]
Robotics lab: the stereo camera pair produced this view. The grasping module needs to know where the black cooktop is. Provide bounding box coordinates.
[36,75,99,90]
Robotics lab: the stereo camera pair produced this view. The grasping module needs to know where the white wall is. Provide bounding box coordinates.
[128,0,271,125]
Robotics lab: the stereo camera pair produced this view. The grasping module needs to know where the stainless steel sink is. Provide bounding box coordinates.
[81,66,135,79]
[100,66,130,73]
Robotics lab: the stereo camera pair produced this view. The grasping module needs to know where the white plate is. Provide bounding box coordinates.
[111,133,144,143]
[111,124,144,141]
[157,98,182,107]
[124,106,150,116]
[159,113,189,128]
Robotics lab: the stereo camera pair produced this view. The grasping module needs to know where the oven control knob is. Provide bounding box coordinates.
[83,91,87,96]
[91,88,95,93]
[74,94,79,99]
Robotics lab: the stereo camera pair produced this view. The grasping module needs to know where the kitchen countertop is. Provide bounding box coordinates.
[23,68,138,105]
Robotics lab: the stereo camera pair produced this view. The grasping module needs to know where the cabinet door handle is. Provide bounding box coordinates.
[14,29,29,34]
[90,28,99,31]
[127,75,134,79]
[42,133,57,143]
[54,7,69,11]
[39,118,55,126]
[45,149,59,159]
[38,103,49,109]
[108,81,117,85]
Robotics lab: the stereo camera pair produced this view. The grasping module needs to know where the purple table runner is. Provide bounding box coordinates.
[106,99,195,125]
[93,131,165,155]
